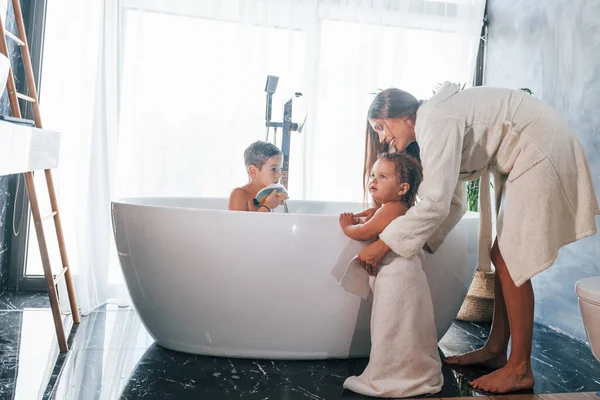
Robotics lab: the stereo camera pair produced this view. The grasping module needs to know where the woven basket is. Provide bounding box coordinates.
[456,271,495,323]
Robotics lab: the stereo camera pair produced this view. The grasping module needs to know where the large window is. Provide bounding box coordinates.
[22,0,484,307]
[114,0,484,202]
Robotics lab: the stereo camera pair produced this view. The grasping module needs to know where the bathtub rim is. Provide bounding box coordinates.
[111,196,481,220]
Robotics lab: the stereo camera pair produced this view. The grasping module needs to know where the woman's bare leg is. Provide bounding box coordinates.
[463,241,535,393]
[445,241,510,368]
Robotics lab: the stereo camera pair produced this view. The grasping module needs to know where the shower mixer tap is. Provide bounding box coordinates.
[264,75,307,189]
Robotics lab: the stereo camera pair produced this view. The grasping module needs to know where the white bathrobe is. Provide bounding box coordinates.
[379,83,600,286]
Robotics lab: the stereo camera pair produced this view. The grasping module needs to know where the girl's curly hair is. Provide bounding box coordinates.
[377,152,423,207]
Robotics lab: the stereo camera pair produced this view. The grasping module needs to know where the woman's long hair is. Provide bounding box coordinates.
[363,88,422,204]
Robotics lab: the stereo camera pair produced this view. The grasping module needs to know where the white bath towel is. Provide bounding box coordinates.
[337,256,371,300]
[341,251,443,398]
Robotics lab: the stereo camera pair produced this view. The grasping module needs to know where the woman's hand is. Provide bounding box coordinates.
[354,207,377,223]
[339,212,358,228]
[358,239,391,276]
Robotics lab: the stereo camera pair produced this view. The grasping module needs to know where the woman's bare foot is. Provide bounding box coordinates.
[445,346,507,370]
[469,362,535,393]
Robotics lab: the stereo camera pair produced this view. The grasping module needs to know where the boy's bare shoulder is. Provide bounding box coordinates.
[229,187,251,211]
[230,187,248,197]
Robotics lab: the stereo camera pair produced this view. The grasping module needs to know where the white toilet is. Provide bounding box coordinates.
[575,276,600,362]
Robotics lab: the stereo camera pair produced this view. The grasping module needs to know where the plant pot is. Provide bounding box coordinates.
[456,270,495,323]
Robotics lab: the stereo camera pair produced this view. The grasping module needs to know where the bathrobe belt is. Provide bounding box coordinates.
[457,90,524,273]
[458,167,493,273]
[458,120,515,273]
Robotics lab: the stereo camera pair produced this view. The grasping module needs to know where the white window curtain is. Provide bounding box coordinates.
[35,0,485,312]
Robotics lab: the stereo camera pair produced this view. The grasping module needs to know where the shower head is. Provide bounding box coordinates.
[265,75,279,125]
[265,75,279,94]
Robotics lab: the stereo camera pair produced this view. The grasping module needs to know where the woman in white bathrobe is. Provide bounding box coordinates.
[357,82,599,394]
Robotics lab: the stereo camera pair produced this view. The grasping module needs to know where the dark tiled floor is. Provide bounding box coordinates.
[0,296,76,399]
[1,291,599,399]
[0,291,51,310]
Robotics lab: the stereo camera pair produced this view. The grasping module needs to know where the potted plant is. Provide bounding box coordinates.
[456,177,495,323]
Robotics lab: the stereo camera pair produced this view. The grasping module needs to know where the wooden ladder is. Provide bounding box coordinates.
[0,0,80,352]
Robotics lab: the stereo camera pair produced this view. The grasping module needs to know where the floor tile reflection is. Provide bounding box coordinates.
[0,306,74,399]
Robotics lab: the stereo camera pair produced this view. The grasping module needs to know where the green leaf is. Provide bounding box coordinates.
[521,88,533,95]
[467,178,481,212]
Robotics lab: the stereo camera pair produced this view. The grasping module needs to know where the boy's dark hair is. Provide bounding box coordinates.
[244,141,282,169]
[378,152,423,207]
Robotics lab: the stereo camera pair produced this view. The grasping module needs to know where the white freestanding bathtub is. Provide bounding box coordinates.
[111,198,479,359]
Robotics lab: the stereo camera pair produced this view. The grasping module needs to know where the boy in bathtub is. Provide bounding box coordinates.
[229,140,288,212]
[337,152,444,398]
